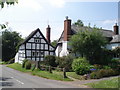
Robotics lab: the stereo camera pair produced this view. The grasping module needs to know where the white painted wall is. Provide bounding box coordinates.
[106,43,120,50]
[15,53,19,63]
[26,43,31,49]
[60,41,69,57]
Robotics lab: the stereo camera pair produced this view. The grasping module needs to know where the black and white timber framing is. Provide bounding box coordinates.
[15,28,55,63]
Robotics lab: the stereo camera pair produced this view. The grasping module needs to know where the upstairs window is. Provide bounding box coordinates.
[34,38,40,43]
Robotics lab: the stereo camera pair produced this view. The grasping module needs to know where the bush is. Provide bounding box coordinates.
[22,59,28,68]
[44,55,57,67]
[90,72,102,79]
[56,55,74,71]
[72,57,92,75]
[93,64,103,70]
[25,60,31,69]
[108,59,120,70]
[90,69,120,79]
[103,65,111,69]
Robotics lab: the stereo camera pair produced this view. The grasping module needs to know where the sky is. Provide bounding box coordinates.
[0,0,119,41]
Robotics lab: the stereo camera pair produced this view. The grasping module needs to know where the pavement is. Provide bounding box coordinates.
[0,65,83,89]
[1,65,119,89]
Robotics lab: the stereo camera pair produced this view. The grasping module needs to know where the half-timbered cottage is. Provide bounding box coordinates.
[15,26,55,64]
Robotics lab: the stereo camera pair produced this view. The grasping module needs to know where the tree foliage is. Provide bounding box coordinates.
[72,57,92,75]
[0,0,18,8]
[2,29,23,62]
[56,55,74,71]
[51,40,57,47]
[44,55,57,67]
[69,28,107,64]
[73,19,84,27]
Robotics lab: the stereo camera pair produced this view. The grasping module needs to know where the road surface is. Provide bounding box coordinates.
[0,65,80,89]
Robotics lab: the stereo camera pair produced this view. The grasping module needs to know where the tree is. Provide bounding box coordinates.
[44,55,57,67]
[56,55,74,71]
[51,40,57,47]
[2,29,23,62]
[69,28,107,64]
[73,19,84,27]
[0,0,18,8]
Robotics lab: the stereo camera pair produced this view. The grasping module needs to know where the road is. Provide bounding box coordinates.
[0,65,80,89]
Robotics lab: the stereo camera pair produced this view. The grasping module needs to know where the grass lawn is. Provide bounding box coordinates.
[67,72,85,80]
[86,77,119,88]
[7,63,72,81]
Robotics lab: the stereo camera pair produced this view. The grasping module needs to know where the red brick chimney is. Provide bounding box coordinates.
[46,25,51,43]
[64,16,71,41]
[114,23,119,35]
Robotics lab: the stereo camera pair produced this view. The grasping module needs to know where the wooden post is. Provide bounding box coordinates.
[49,66,52,73]
[63,68,67,78]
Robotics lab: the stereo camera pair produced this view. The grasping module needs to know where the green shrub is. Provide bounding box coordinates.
[90,72,102,79]
[44,55,57,67]
[109,59,120,69]
[93,64,103,70]
[103,65,111,69]
[22,59,28,68]
[56,55,74,71]
[90,69,120,79]
[25,60,31,69]
[72,57,92,75]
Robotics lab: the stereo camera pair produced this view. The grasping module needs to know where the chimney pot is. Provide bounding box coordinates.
[114,23,119,35]
[46,25,51,43]
[64,17,71,41]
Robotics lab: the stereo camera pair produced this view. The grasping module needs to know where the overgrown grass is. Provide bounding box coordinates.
[7,63,72,81]
[86,77,119,88]
[0,61,8,65]
[67,72,85,80]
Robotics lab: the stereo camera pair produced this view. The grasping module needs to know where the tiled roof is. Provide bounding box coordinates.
[71,25,114,37]
[58,25,114,43]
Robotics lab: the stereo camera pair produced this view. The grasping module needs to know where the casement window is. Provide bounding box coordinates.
[34,37,40,43]
[32,51,44,56]
[32,52,39,56]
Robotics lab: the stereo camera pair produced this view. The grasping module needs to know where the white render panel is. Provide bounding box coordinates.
[45,44,48,50]
[41,58,43,61]
[37,44,39,49]
[26,50,31,56]
[36,58,39,61]
[19,44,25,49]
[32,44,35,49]
[41,44,44,49]
[41,39,46,43]
[28,38,34,42]
[45,51,49,56]
[33,32,40,38]
[106,43,120,50]
[50,52,54,55]
[27,58,31,60]
[32,58,35,61]
[49,46,54,50]
[26,43,31,49]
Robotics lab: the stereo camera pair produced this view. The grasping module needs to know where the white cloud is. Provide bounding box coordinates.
[103,19,116,25]
[17,0,42,11]
[49,0,65,8]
